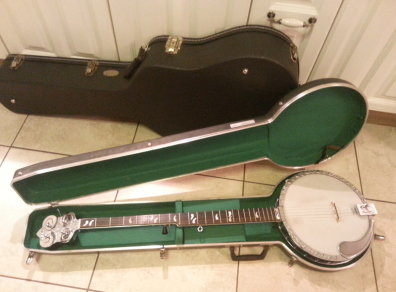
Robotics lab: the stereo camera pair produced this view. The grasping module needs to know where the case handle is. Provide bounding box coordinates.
[267,11,317,28]
[229,246,269,261]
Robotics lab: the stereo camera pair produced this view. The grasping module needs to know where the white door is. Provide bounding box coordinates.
[0,0,118,60]
[0,0,341,84]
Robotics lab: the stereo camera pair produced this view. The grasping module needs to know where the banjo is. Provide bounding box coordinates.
[36,171,377,269]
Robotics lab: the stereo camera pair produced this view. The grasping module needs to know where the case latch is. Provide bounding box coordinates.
[160,247,167,259]
[85,60,99,76]
[10,55,24,70]
[165,36,183,55]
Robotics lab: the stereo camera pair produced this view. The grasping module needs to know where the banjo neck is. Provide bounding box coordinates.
[79,207,281,230]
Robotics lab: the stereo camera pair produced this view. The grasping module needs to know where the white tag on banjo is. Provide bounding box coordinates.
[356,203,378,216]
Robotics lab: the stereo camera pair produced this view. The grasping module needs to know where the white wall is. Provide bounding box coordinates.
[310,0,396,113]
[1,0,395,113]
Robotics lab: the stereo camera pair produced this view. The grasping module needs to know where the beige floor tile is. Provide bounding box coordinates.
[245,143,361,190]
[0,104,27,146]
[0,145,9,162]
[0,276,93,292]
[355,124,396,202]
[0,148,97,287]
[243,182,275,198]
[370,201,396,291]
[237,245,376,292]
[200,164,244,180]
[133,123,161,143]
[13,116,137,155]
[116,174,243,203]
[90,248,237,292]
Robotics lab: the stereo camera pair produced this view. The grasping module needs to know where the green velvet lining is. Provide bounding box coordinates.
[268,87,366,166]
[15,126,269,204]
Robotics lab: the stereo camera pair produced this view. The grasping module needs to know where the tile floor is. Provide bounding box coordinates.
[0,103,395,292]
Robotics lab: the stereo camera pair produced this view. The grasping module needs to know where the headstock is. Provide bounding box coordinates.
[36,212,80,248]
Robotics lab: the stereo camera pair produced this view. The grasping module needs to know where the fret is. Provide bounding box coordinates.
[254,208,260,221]
[270,208,274,222]
[227,210,231,223]
[243,209,246,222]
[248,209,252,222]
[204,211,207,224]
[260,208,265,221]
[237,209,241,223]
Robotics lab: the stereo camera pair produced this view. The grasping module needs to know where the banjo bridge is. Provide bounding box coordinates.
[331,202,340,222]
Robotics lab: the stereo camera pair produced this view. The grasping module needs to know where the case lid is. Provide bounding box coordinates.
[12,78,367,204]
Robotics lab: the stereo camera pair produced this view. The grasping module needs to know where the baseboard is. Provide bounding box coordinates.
[368,110,396,127]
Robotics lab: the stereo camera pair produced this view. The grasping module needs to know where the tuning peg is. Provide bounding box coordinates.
[162,225,169,235]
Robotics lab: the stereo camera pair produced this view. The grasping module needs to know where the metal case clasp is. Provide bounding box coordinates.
[10,55,24,70]
[85,60,99,76]
[165,36,183,55]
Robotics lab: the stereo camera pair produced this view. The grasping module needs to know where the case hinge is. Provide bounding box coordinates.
[160,246,167,259]
[50,201,60,208]
[165,36,183,55]
[26,251,36,265]
[85,60,99,76]
[9,55,24,70]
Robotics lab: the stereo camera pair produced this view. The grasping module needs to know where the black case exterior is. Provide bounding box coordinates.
[0,26,299,135]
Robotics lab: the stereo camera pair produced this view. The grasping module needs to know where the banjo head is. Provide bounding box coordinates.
[278,171,374,266]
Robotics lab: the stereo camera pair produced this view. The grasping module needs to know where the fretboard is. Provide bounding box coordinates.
[80,208,281,229]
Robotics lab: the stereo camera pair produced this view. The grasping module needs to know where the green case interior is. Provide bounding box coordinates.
[13,79,367,204]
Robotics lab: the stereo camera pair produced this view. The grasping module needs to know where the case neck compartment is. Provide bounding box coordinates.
[12,79,367,204]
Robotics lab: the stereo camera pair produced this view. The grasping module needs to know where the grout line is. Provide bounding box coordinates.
[355,141,380,291]
[241,164,247,197]
[9,145,71,157]
[370,249,380,292]
[86,252,101,292]
[246,0,254,25]
[10,115,29,147]
[113,189,120,202]
[353,141,365,195]
[366,198,396,205]
[106,0,121,61]
[131,121,140,143]
[0,274,103,292]
[0,115,29,168]
[196,173,275,188]
[235,246,241,292]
